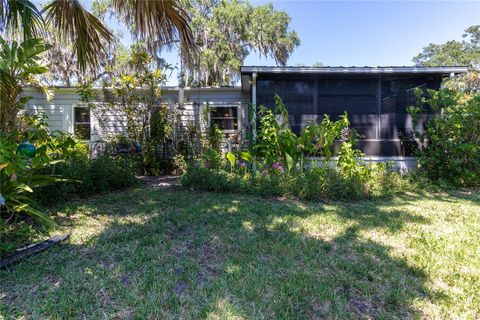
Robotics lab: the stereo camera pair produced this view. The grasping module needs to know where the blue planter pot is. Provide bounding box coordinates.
[17,142,37,158]
[135,142,142,153]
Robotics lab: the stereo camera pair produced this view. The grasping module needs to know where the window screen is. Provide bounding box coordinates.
[74,106,91,140]
[210,106,239,131]
[317,78,377,139]
[257,79,314,134]
[380,77,437,140]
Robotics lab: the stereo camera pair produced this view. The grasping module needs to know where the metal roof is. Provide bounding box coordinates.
[240,66,468,75]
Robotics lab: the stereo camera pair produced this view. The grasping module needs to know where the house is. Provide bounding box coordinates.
[24,86,250,142]
[25,66,467,166]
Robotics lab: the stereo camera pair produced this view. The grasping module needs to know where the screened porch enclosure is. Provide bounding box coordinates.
[253,72,444,156]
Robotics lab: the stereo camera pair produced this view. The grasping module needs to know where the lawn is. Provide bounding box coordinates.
[1,186,479,319]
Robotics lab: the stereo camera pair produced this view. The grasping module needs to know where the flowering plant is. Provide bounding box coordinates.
[272,162,283,172]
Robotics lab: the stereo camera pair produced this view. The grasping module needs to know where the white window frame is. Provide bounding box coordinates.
[207,102,242,134]
[73,104,92,141]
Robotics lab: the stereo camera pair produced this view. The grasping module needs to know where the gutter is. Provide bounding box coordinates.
[240,66,469,75]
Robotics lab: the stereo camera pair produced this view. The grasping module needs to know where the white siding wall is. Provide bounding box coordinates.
[91,106,129,141]
[27,104,68,132]
[21,87,250,142]
[24,88,77,133]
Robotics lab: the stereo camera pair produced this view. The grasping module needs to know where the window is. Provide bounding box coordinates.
[257,79,314,134]
[380,76,438,140]
[210,106,239,131]
[74,106,91,140]
[317,78,377,139]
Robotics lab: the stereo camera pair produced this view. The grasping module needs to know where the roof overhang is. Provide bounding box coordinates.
[240,66,469,91]
[241,66,468,75]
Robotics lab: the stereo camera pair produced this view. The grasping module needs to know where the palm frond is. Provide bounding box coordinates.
[0,0,45,40]
[111,0,197,64]
[43,0,115,72]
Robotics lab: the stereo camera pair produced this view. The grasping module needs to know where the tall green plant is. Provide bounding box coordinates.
[298,113,351,160]
[253,95,351,171]
[1,113,82,227]
[0,36,52,132]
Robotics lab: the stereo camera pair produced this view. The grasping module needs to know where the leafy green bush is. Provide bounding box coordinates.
[34,155,139,204]
[0,113,88,256]
[1,114,84,225]
[409,89,480,187]
[182,94,410,200]
[181,164,408,201]
[253,95,351,171]
[1,113,139,256]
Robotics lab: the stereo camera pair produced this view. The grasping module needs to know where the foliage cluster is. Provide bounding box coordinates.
[1,0,195,80]
[0,36,52,132]
[182,0,299,86]
[33,155,138,204]
[408,88,480,187]
[78,48,242,176]
[0,113,82,255]
[0,113,138,256]
[78,46,177,176]
[1,114,84,221]
[414,25,480,93]
[181,164,407,201]
[182,95,405,200]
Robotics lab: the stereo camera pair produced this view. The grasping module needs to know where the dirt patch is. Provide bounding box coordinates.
[137,176,179,188]
[173,280,189,296]
[346,298,376,317]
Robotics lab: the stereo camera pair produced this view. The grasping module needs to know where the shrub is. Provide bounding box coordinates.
[182,94,410,201]
[409,89,480,187]
[172,154,188,175]
[0,114,84,226]
[253,95,351,171]
[1,113,89,256]
[181,163,407,201]
[34,155,138,204]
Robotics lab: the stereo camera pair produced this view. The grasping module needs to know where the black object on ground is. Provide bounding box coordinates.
[0,234,70,269]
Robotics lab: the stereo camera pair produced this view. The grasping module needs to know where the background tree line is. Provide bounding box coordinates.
[413,25,479,93]
[92,0,300,87]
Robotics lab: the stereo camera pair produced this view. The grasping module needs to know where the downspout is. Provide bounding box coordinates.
[251,72,257,172]
[178,87,184,109]
[251,72,257,143]
[178,61,185,109]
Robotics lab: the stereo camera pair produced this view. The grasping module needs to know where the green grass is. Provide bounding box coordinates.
[1,187,479,319]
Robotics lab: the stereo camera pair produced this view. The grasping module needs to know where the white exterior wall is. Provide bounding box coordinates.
[308,156,418,172]
[90,106,128,141]
[24,88,77,134]
[22,86,250,142]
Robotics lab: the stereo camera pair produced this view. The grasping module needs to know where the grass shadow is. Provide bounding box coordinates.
[1,187,476,318]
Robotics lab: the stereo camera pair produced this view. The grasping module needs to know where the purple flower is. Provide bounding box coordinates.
[272,162,283,170]
[239,162,246,168]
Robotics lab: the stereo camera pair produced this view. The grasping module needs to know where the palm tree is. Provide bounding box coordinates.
[0,0,196,72]
[0,0,195,131]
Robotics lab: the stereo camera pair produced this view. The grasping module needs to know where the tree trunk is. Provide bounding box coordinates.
[0,84,22,133]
